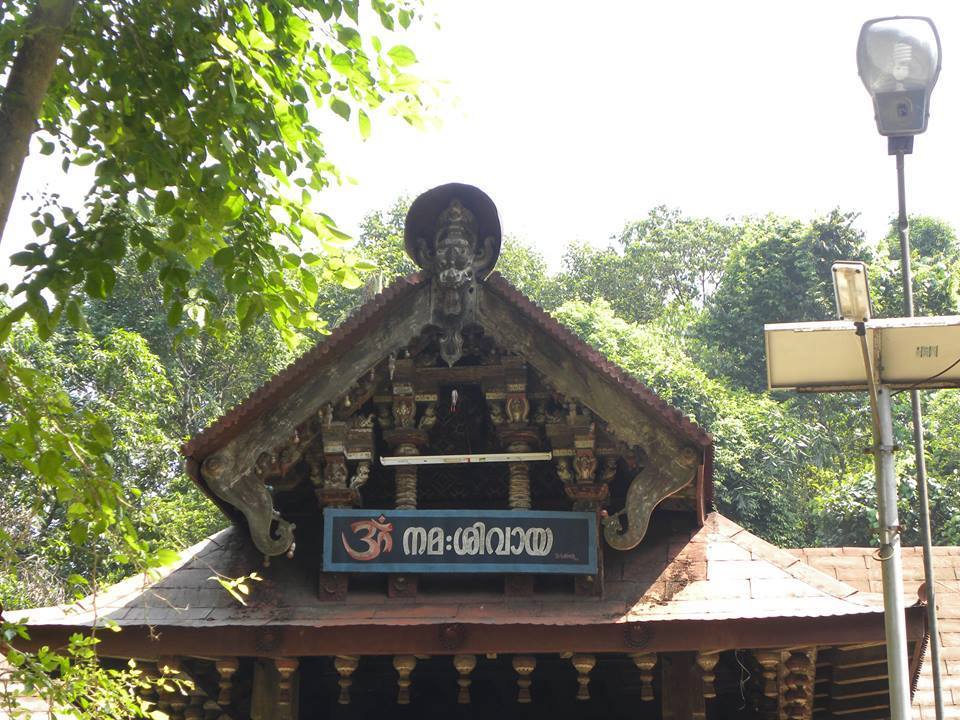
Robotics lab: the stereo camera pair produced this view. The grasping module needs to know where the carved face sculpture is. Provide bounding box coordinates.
[432,199,479,291]
[435,230,474,289]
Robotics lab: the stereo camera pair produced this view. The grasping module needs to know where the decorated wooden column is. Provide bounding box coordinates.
[250,658,299,720]
[158,657,187,720]
[550,407,610,597]
[631,652,658,702]
[454,654,477,704]
[492,359,542,596]
[314,407,374,602]
[334,656,358,705]
[780,648,815,720]
[275,658,299,720]
[378,357,429,598]
[694,650,720,720]
[215,657,239,712]
[512,655,536,704]
[499,357,536,510]
[753,649,781,720]
[394,655,417,705]
[184,690,204,720]
[572,654,596,701]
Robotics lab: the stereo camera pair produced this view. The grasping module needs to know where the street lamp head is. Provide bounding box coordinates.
[832,261,872,322]
[857,16,941,137]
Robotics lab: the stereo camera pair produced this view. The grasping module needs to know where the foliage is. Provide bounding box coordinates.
[1,0,431,346]
[877,215,960,316]
[553,299,818,545]
[550,207,736,324]
[2,624,189,720]
[697,210,872,390]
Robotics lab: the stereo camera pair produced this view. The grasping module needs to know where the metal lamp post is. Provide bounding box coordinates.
[833,262,912,720]
[858,16,944,720]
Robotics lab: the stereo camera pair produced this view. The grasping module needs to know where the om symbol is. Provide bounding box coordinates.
[342,515,394,561]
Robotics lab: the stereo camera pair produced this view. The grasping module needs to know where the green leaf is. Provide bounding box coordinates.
[216,34,239,54]
[39,140,55,155]
[340,268,362,289]
[38,450,61,480]
[330,98,351,121]
[155,548,180,566]
[167,302,183,326]
[260,5,275,32]
[155,190,175,215]
[358,109,371,139]
[90,419,113,449]
[387,45,417,66]
[73,153,96,166]
[222,193,245,221]
[31,219,45,235]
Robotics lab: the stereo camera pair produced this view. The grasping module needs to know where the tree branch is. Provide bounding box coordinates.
[0,0,77,246]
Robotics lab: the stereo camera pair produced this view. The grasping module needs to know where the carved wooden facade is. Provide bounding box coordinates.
[11,184,928,719]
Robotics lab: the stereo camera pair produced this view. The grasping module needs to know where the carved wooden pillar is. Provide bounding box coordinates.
[695,650,720,720]
[334,656,358,705]
[138,662,161,718]
[512,655,536,703]
[159,657,186,720]
[251,658,298,720]
[454,654,477,704]
[185,691,204,720]
[631,652,658,702]
[215,657,239,708]
[394,655,417,705]
[753,650,780,720]
[393,442,419,509]
[275,658,298,720]
[780,648,815,720]
[572,654,596,701]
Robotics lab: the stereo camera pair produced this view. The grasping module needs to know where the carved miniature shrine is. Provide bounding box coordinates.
[11,184,929,719]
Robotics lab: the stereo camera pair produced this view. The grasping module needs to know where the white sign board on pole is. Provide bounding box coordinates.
[765,315,960,392]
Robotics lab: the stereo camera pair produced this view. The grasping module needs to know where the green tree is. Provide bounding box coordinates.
[698,210,872,390]
[876,215,960,317]
[1,0,430,344]
[553,298,819,546]
[616,206,735,310]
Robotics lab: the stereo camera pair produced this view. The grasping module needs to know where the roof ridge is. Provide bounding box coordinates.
[181,273,426,458]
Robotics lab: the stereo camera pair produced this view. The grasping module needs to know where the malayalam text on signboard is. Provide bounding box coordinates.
[322,508,597,574]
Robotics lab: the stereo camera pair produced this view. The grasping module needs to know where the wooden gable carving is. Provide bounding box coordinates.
[184,183,712,561]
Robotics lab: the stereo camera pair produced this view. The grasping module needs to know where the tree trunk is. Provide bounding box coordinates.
[0,0,76,246]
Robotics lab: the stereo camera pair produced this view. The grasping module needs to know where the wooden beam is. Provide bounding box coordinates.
[18,609,925,660]
[380,451,552,466]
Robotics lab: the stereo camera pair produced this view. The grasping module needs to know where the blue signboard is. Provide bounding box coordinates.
[322,508,597,574]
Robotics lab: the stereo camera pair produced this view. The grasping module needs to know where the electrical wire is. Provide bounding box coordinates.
[891,353,960,395]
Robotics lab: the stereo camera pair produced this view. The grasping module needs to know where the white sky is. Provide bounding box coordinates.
[7,0,960,277]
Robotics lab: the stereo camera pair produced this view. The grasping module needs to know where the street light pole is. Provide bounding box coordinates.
[892,140,945,720]
[875,387,913,720]
[858,18,944,719]
[856,317,912,720]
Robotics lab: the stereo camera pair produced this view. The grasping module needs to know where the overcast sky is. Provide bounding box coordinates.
[8,0,960,276]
